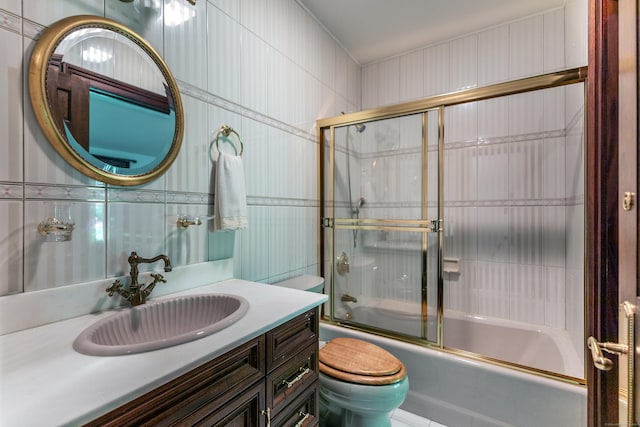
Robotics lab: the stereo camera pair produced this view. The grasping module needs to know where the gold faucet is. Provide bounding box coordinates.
[341,293,358,303]
[106,251,172,306]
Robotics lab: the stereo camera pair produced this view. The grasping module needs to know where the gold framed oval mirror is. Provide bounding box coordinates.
[29,15,184,186]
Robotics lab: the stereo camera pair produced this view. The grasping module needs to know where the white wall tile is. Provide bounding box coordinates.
[476,261,510,318]
[241,205,270,281]
[209,0,240,21]
[450,34,477,91]
[444,102,477,144]
[478,98,509,140]
[301,13,321,80]
[0,29,22,182]
[240,0,268,40]
[542,137,566,199]
[242,28,270,114]
[508,91,543,136]
[444,207,478,261]
[164,0,207,87]
[478,25,509,86]
[24,201,106,291]
[347,57,361,108]
[509,207,543,265]
[424,43,450,96]
[241,118,270,198]
[542,206,566,268]
[207,5,241,103]
[509,15,543,79]
[377,57,400,106]
[509,140,544,200]
[319,30,336,90]
[0,0,20,14]
[544,266,566,328]
[166,203,209,266]
[444,147,477,202]
[477,144,509,201]
[543,86,566,132]
[509,264,544,324]
[445,260,478,314]
[399,50,423,102]
[106,202,166,277]
[23,0,104,27]
[565,0,588,68]
[106,0,163,54]
[166,95,211,193]
[543,9,565,72]
[334,47,348,100]
[361,63,378,109]
[477,207,509,263]
[0,201,22,295]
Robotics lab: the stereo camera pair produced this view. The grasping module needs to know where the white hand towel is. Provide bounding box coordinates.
[214,152,248,230]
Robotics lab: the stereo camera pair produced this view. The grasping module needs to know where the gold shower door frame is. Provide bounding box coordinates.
[318,66,588,384]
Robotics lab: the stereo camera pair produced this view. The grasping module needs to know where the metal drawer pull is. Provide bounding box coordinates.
[294,412,310,427]
[261,407,271,427]
[282,366,311,389]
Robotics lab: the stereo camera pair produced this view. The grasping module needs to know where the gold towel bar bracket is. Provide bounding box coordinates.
[214,124,244,156]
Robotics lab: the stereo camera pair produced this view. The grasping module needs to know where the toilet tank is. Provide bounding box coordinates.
[274,275,324,294]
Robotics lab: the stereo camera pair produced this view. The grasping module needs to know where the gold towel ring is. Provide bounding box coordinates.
[214,124,244,156]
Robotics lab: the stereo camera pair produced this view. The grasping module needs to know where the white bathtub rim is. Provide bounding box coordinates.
[344,295,584,378]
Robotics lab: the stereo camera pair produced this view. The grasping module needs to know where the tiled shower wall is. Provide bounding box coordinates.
[340,2,587,353]
[0,0,361,299]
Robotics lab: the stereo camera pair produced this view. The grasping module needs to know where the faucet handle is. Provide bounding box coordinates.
[106,280,122,296]
[150,273,166,283]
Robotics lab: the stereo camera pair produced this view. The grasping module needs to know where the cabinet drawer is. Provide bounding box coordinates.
[86,336,265,427]
[266,308,318,372]
[266,343,318,416]
[194,381,265,427]
[270,384,319,427]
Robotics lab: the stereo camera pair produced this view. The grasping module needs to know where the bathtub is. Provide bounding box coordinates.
[337,296,583,378]
[320,323,586,427]
[325,301,587,427]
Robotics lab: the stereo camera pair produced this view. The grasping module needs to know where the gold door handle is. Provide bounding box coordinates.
[587,301,636,427]
[587,336,626,371]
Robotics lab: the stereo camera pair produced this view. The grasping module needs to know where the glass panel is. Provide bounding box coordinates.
[332,227,427,339]
[329,112,441,343]
[442,83,585,378]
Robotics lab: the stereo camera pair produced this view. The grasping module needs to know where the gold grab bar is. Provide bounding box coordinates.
[214,124,244,156]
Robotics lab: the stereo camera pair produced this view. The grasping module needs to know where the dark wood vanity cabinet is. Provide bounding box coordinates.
[85,308,319,427]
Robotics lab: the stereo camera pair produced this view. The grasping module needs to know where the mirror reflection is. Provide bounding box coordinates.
[47,27,176,176]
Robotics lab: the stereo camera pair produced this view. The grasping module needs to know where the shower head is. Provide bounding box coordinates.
[339,112,366,133]
[352,197,366,215]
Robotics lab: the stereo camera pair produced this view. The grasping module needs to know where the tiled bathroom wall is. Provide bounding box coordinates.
[0,0,360,302]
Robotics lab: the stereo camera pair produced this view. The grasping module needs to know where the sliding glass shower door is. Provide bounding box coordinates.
[319,69,586,382]
[322,111,442,343]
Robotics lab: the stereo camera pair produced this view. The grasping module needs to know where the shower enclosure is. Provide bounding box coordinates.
[319,67,587,382]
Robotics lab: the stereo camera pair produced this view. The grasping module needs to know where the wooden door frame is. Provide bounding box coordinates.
[587,0,619,425]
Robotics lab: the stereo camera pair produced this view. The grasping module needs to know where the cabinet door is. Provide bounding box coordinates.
[196,382,265,427]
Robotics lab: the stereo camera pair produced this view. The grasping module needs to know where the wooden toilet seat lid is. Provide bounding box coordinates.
[319,337,406,385]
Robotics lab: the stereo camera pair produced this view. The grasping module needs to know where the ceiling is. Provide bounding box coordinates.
[298,0,566,64]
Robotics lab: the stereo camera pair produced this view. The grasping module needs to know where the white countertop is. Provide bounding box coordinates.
[0,279,327,427]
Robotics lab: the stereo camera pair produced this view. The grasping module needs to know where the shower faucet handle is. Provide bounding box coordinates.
[336,252,350,275]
